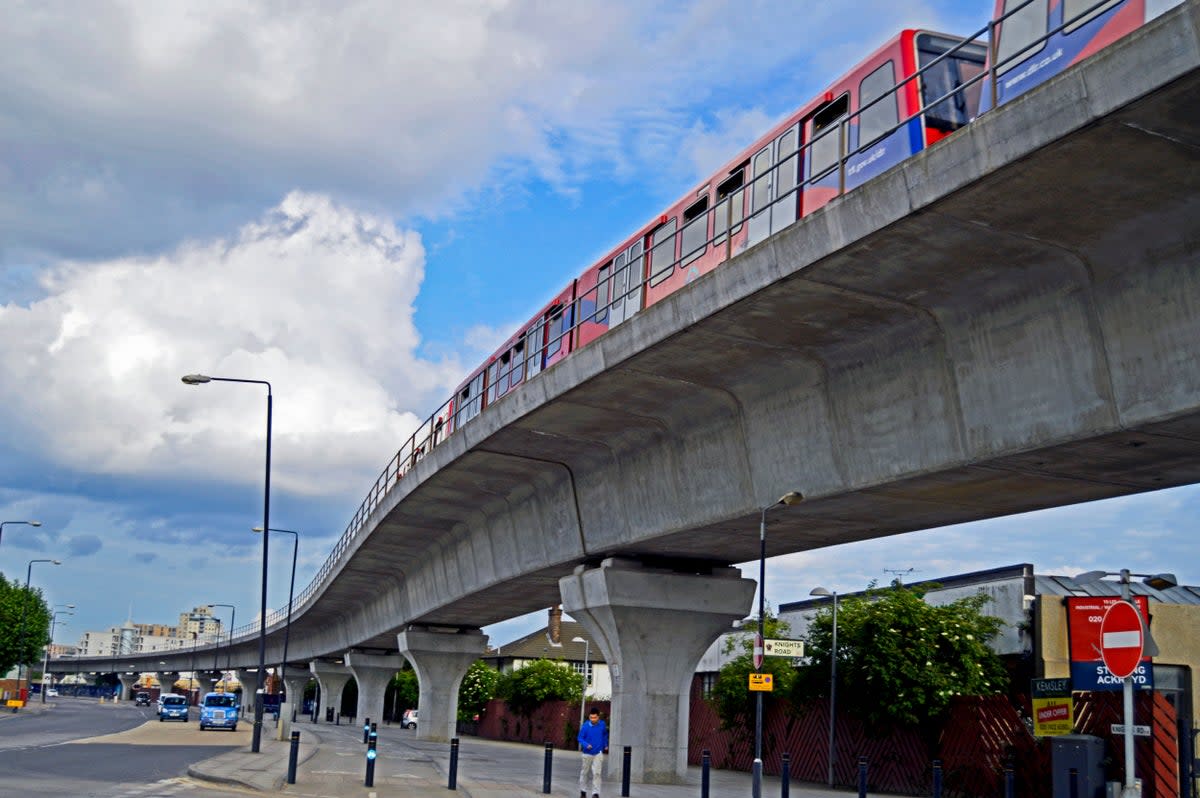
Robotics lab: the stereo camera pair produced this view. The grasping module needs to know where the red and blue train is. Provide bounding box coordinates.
[391,0,1180,479]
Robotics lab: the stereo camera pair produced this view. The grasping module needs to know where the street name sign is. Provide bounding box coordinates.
[763,638,805,658]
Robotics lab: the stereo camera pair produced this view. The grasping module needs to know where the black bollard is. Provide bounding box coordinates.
[325,706,333,722]
[1003,758,1014,798]
[541,742,553,794]
[701,750,711,798]
[449,737,460,790]
[336,711,340,726]
[781,752,790,798]
[363,718,371,743]
[364,731,377,787]
[287,731,300,784]
[1068,767,1079,798]
[932,759,943,798]
[857,756,868,798]
[371,721,377,736]
[621,746,631,797]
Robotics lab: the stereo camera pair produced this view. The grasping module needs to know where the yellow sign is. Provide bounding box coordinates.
[748,673,774,692]
[1032,696,1074,736]
[5,699,24,708]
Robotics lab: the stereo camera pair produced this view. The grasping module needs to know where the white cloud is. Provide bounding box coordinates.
[0,192,462,497]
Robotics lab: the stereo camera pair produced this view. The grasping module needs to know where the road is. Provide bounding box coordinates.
[0,695,250,797]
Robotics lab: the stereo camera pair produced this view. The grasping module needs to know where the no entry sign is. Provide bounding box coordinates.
[1066,595,1153,691]
[1100,600,1144,679]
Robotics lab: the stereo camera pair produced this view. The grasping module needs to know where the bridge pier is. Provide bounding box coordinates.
[397,628,487,742]
[282,672,308,721]
[345,652,405,727]
[561,558,755,784]
[116,673,138,700]
[309,661,352,722]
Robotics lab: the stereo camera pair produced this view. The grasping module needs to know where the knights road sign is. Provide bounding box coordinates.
[763,638,805,658]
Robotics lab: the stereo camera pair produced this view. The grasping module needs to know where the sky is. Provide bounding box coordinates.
[2,0,1197,655]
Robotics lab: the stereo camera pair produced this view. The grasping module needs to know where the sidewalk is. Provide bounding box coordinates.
[189,716,888,797]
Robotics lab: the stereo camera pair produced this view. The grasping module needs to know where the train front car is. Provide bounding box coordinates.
[979,0,1183,112]
[801,31,985,216]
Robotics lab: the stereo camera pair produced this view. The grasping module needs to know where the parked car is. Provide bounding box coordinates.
[46,688,59,698]
[198,692,239,731]
[158,693,189,722]
[135,691,151,706]
[402,709,418,729]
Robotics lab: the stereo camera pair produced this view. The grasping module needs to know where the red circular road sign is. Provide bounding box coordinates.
[1100,600,1144,679]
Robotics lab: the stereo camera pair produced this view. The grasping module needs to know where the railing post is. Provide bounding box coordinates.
[542,742,553,794]
[857,756,868,798]
[701,750,710,798]
[448,737,459,790]
[781,752,791,798]
[988,19,999,110]
[932,758,942,798]
[621,746,631,797]
[287,730,300,784]
[838,119,849,195]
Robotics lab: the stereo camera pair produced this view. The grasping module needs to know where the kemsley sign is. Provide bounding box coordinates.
[1066,596,1154,691]
[1031,678,1073,736]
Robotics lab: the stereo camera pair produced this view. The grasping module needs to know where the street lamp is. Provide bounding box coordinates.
[189,630,200,706]
[41,608,74,703]
[182,372,272,753]
[253,526,298,708]
[19,559,61,703]
[572,635,591,737]
[207,603,236,672]
[810,587,839,787]
[752,491,803,798]
[1073,568,1177,798]
[0,519,41,547]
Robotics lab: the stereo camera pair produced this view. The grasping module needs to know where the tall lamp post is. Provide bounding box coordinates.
[0,519,41,547]
[1073,568,1177,798]
[253,526,298,708]
[41,606,74,703]
[19,559,61,703]
[752,491,804,798]
[208,603,236,672]
[182,372,272,753]
[571,635,591,736]
[810,587,839,787]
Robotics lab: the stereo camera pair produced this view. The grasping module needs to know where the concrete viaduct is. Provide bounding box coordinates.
[53,3,1200,783]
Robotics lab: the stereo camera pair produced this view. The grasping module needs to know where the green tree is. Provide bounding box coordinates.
[708,609,796,730]
[0,573,52,676]
[387,668,419,719]
[495,658,581,716]
[458,659,499,720]
[794,581,1008,731]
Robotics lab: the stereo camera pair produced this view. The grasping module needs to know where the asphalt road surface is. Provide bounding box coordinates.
[0,695,248,797]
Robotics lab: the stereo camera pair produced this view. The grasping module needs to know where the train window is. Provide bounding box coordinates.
[626,241,644,310]
[858,61,898,146]
[995,0,1048,73]
[775,127,799,200]
[457,372,484,425]
[680,197,709,267]
[1063,0,1121,31]
[596,262,612,321]
[526,319,544,378]
[486,360,501,403]
[546,306,564,357]
[918,35,987,132]
[713,169,745,244]
[511,340,524,385]
[809,93,850,181]
[648,218,677,287]
[750,146,771,214]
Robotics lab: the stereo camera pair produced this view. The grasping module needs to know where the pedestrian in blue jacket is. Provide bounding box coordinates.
[577,707,608,798]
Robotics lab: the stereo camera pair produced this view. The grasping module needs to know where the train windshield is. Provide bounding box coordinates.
[917,34,987,131]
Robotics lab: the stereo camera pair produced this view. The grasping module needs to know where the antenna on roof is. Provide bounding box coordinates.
[883,567,917,583]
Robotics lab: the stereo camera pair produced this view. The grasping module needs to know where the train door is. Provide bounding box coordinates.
[713,166,747,259]
[746,124,801,248]
[916,33,987,146]
[609,240,644,327]
[454,370,485,427]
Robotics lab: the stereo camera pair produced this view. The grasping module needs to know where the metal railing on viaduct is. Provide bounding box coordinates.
[54,0,1200,676]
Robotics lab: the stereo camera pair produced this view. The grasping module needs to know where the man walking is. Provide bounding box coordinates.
[577,707,609,798]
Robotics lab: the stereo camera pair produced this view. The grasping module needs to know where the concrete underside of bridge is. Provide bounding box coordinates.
[54,8,1200,779]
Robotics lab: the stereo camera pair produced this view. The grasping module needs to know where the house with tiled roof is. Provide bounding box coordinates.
[483,607,612,701]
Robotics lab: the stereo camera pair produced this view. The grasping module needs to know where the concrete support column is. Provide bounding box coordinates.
[116,673,138,700]
[309,661,352,723]
[230,669,250,714]
[159,672,179,693]
[282,673,309,721]
[560,558,755,784]
[397,628,487,742]
[345,652,404,728]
